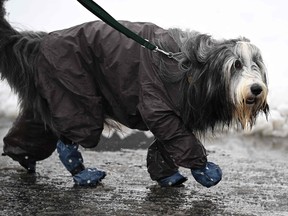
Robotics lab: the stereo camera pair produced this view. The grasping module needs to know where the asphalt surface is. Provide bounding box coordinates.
[0,121,288,216]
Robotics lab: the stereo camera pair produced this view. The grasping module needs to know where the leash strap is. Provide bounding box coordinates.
[77,0,173,58]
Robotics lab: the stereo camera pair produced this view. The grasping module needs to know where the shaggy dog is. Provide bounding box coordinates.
[0,0,268,187]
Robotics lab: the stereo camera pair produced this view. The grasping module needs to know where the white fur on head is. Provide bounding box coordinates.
[228,41,268,128]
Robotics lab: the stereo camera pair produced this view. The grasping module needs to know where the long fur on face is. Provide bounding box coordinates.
[156,29,269,134]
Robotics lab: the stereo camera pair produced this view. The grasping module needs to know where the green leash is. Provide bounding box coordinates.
[77,0,173,58]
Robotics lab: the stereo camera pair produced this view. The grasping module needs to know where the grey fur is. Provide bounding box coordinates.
[155,28,268,132]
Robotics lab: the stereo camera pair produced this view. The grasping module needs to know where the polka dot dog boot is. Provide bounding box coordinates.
[56,139,106,186]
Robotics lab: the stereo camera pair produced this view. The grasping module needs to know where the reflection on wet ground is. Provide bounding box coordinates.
[1,126,288,215]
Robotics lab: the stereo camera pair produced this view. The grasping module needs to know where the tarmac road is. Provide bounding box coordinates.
[0,123,288,216]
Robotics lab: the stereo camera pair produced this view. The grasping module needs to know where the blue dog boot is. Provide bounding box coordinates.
[73,168,106,186]
[1,153,36,173]
[157,171,188,187]
[56,140,85,175]
[191,162,222,188]
[19,159,36,173]
[57,139,106,186]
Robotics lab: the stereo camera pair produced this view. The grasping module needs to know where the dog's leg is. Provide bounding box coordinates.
[147,140,187,187]
[2,109,58,173]
[56,137,106,186]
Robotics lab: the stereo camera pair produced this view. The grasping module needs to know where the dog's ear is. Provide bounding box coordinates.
[185,34,215,65]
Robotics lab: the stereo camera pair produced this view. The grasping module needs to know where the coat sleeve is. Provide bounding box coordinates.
[138,83,207,169]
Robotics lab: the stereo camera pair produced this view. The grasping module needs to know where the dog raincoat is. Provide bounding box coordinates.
[3,21,207,179]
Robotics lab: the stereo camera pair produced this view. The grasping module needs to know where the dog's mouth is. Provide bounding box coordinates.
[246,97,256,105]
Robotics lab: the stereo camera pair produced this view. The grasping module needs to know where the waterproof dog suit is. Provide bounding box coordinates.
[3,20,207,181]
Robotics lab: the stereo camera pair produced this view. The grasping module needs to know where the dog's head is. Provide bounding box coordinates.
[158,30,269,132]
[224,40,269,128]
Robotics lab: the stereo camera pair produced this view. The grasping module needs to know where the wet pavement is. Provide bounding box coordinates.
[1,123,288,216]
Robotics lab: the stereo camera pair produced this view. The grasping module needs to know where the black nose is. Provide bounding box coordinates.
[250,84,263,96]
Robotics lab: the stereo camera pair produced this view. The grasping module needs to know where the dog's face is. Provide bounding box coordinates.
[226,41,269,128]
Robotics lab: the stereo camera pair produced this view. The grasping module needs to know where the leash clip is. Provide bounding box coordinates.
[142,39,173,59]
[155,46,173,58]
